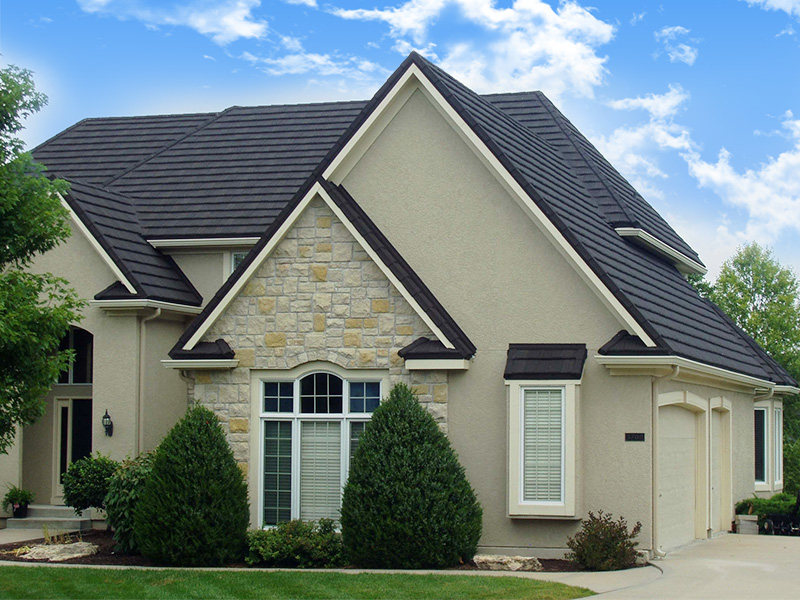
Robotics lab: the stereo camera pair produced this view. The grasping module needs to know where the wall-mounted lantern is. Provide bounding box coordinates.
[102,409,114,437]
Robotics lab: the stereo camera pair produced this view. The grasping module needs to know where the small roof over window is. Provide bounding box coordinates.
[504,344,587,380]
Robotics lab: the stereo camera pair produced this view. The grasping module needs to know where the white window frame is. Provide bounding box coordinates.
[754,406,768,488]
[255,363,388,527]
[507,379,578,518]
[774,406,783,488]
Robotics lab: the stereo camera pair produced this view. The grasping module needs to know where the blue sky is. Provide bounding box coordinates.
[2,0,799,279]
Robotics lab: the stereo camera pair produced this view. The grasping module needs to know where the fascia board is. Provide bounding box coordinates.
[147,237,260,249]
[90,299,202,315]
[323,64,656,348]
[595,354,776,391]
[161,359,239,370]
[774,385,800,396]
[183,182,457,352]
[59,193,137,294]
[404,359,470,371]
[615,227,707,275]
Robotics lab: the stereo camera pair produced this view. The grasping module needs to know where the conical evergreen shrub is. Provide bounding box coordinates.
[134,405,249,566]
[340,383,482,568]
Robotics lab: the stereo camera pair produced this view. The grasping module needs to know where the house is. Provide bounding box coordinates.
[1,53,796,556]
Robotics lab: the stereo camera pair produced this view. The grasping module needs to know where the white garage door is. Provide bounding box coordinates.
[658,404,697,552]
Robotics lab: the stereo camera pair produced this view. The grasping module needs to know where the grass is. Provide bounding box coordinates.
[0,566,594,599]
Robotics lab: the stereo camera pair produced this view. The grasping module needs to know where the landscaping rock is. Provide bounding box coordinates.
[472,554,543,571]
[23,542,98,562]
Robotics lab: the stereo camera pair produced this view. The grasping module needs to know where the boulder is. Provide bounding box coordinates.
[472,554,543,571]
[23,542,98,562]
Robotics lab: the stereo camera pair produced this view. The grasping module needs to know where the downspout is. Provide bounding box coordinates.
[651,365,680,558]
[137,308,162,454]
[754,387,775,401]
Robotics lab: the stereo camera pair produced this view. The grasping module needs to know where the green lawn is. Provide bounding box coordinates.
[0,566,593,599]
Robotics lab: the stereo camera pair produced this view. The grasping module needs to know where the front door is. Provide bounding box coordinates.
[54,398,92,500]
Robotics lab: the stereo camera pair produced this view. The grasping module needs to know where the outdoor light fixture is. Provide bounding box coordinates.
[102,409,113,437]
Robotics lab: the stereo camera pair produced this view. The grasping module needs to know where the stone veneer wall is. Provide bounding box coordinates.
[190,197,450,474]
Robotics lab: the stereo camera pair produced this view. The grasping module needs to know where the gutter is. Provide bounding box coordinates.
[651,365,680,558]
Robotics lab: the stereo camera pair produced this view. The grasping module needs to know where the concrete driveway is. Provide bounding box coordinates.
[600,534,800,599]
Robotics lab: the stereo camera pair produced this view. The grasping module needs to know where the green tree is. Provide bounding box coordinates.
[706,242,800,493]
[0,64,82,453]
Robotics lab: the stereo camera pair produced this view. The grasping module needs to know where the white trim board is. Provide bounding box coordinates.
[59,193,137,294]
[90,299,202,315]
[182,182,456,352]
[323,64,657,348]
[615,228,707,276]
[161,359,239,370]
[148,237,260,249]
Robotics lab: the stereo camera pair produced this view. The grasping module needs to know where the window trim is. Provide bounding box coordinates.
[754,406,768,487]
[507,379,578,518]
[254,363,388,527]
[774,406,783,488]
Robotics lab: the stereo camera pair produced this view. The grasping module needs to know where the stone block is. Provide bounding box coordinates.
[306,334,326,348]
[357,349,376,366]
[344,332,362,347]
[313,314,326,332]
[364,318,378,329]
[311,265,328,281]
[258,298,276,314]
[237,462,249,479]
[229,418,249,433]
[236,348,255,367]
[433,384,447,404]
[195,372,212,385]
[299,245,313,258]
[345,318,363,328]
[396,325,414,336]
[264,333,286,347]
[317,216,332,228]
[316,242,332,252]
[372,299,390,313]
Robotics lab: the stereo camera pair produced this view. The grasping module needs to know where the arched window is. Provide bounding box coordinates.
[261,369,383,526]
[57,327,93,384]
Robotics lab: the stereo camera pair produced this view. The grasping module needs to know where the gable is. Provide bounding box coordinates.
[198,196,439,372]
[339,87,624,350]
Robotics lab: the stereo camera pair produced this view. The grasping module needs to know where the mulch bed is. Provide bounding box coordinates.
[0,530,580,571]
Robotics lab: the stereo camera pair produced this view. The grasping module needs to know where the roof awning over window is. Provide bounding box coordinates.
[504,344,587,380]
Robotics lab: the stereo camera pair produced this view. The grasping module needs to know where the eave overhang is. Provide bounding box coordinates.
[90,299,202,315]
[615,227,707,276]
[595,354,792,394]
[161,359,239,370]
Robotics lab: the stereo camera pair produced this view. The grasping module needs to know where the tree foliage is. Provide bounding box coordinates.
[0,64,82,453]
[340,383,482,568]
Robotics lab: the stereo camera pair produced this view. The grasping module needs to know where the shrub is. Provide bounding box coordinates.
[340,383,482,569]
[133,405,249,566]
[104,451,155,554]
[62,453,119,515]
[566,511,642,571]
[735,492,797,530]
[246,519,345,568]
[2,484,34,511]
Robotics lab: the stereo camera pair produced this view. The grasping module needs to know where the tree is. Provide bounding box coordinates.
[0,64,82,453]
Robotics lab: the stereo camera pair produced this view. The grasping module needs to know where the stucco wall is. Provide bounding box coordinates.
[169,251,226,307]
[339,88,654,554]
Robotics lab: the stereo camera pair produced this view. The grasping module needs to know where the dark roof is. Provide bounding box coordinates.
[504,344,588,380]
[33,52,792,386]
[64,180,202,306]
[169,339,235,360]
[599,331,671,356]
[398,337,470,360]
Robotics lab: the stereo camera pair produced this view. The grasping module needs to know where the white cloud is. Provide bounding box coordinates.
[76,0,268,45]
[684,111,800,243]
[745,0,800,18]
[241,49,387,81]
[285,0,317,6]
[607,84,689,119]
[630,11,646,26]
[330,0,615,99]
[654,25,698,65]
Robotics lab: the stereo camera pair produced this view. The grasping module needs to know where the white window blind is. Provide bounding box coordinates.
[522,388,563,503]
[299,421,342,521]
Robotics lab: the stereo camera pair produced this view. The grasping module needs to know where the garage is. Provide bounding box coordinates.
[658,404,700,553]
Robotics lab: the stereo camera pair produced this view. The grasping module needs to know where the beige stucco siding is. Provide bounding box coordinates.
[341,89,654,553]
[169,251,226,307]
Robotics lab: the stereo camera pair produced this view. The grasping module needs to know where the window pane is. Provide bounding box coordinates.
[350,422,366,459]
[300,421,342,521]
[300,373,344,414]
[350,381,381,413]
[263,421,292,525]
[72,328,93,384]
[755,409,766,483]
[522,389,563,503]
[264,381,293,413]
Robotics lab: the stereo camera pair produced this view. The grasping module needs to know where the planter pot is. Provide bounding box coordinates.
[12,504,29,519]
[735,514,759,535]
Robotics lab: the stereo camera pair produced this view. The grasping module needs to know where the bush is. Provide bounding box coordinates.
[566,511,642,571]
[133,405,249,566]
[735,492,797,530]
[62,453,119,515]
[104,452,155,554]
[340,383,482,569]
[246,519,345,568]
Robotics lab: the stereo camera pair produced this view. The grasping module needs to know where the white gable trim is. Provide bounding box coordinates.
[148,237,260,249]
[183,182,456,352]
[615,227,707,276]
[59,193,137,294]
[324,64,657,348]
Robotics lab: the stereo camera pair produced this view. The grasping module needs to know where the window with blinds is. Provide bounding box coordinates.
[522,388,564,503]
[300,421,342,521]
[263,421,292,525]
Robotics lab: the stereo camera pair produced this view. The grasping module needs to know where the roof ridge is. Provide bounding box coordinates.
[103,106,237,186]
[535,92,639,228]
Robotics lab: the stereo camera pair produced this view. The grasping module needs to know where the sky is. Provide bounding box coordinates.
[2,0,800,280]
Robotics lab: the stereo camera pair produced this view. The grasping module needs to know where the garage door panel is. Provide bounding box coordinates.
[658,405,697,552]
